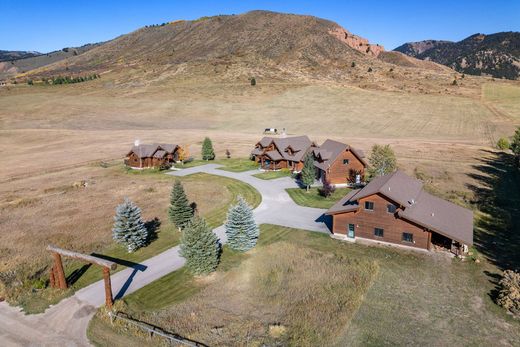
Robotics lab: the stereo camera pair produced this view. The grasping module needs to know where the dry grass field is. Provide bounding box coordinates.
[1,77,520,340]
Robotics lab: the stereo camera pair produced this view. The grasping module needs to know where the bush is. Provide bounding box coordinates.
[250,77,256,86]
[318,181,336,197]
[510,127,520,156]
[497,270,520,317]
[351,62,356,68]
[497,137,510,150]
[27,79,33,85]
[452,79,457,85]
[367,67,373,72]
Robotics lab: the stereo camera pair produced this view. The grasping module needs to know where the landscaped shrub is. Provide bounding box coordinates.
[180,216,220,275]
[497,137,510,150]
[225,196,259,252]
[112,198,149,253]
[318,181,336,197]
[497,270,520,317]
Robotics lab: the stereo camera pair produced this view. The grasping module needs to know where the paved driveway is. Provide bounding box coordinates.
[167,164,330,233]
[0,165,329,346]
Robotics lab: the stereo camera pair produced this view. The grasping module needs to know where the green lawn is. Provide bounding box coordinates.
[19,172,261,314]
[89,220,520,346]
[285,187,351,209]
[174,158,259,172]
[253,169,292,180]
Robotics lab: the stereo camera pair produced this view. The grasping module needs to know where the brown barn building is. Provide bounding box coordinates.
[251,136,316,171]
[326,170,473,255]
[125,143,180,169]
[313,139,367,186]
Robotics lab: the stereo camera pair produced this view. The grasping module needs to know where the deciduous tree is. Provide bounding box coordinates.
[368,144,397,178]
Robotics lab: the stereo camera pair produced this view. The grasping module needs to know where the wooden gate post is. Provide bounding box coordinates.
[53,253,67,289]
[49,266,56,288]
[103,267,114,309]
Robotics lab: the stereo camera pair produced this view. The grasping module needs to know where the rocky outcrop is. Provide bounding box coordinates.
[329,26,384,57]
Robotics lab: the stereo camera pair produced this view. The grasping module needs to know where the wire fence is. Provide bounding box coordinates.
[109,311,207,347]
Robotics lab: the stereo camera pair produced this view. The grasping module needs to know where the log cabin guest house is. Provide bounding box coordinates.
[326,170,473,255]
[313,139,367,186]
[125,143,181,169]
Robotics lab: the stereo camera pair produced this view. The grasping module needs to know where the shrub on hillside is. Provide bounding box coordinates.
[351,62,356,68]
[497,270,520,317]
[497,137,510,150]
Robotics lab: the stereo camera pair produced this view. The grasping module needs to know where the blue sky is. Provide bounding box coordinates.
[2,0,519,52]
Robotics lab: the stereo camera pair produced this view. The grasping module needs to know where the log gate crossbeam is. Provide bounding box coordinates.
[47,244,117,308]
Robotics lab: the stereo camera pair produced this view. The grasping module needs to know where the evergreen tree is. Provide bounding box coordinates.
[225,196,259,252]
[179,216,220,275]
[368,144,397,178]
[168,180,193,230]
[300,152,315,191]
[112,198,148,253]
[201,137,215,160]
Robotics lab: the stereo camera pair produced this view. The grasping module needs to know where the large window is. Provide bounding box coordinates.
[374,228,384,237]
[402,232,414,243]
[387,204,396,213]
[364,201,374,211]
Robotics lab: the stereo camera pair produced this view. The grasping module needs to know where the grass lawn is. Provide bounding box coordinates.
[286,186,351,209]
[88,221,520,346]
[17,172,261,314]
[174,158,259,172]
[88,224,377,346]
[253,169,292,180]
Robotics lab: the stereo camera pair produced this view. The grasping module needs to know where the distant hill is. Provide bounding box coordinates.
[394,32,520,79]
[0,50,41,62]
[0,43,103,80]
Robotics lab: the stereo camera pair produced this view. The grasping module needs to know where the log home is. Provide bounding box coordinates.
[125,143,180,169]
[313,139,367,186]
[326,170,473,255]
[251,136,316,171]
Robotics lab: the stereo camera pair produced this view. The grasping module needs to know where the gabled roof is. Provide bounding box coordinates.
[398,190,473,245]
[326,170,474,245]
[313,139,367,171]
[253,136,314,162]
[128,143,178,158]
[153,150,167,158]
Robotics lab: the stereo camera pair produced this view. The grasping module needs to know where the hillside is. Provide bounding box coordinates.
[0,43,103,80]
[395,32,520,79]
[16,10,472,94]
[0,50,41,62]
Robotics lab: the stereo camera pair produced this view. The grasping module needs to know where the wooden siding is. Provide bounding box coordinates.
[322,149,366,185]
[125,149,179,169]
[331,193,431,250]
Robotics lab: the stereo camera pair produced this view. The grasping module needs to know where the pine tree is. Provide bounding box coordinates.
[179,216,220,275]
[112,198,148,253]
[168,180,193,230]
[510,127,520,157]
[300,152,315,191]
[201,137,215,160]
[225,196,259,252]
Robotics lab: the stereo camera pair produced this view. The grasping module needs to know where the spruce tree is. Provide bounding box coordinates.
[201,137,215,160]
[225,197,259,252]
[168,180,193,231]
[179,216,220,275]
[300,152,315,191]
[112,198,148,253]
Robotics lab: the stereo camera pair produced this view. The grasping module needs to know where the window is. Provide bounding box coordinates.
[343,159,350,165]
[387,204,396,213]
[402,232,414,243]
[364,201,374,211]
[374,228,384,237]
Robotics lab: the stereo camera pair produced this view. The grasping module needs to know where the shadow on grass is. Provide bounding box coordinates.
[67,263,92,286]
[316,214,333,232]
[144,217,161,244]
[91,253,148,300]
[466,149,520,299]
